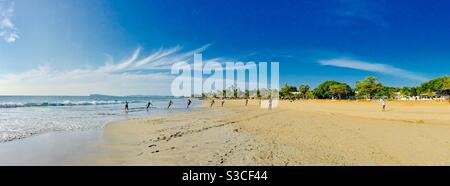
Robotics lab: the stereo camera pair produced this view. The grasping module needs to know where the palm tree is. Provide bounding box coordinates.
[298,84,310,99]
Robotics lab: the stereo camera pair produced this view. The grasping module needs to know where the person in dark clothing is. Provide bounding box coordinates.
[187,99,192,109]
[125,101,129,111]
[146,101,153,110]
[168,100,173,109]
[210,99,215,108]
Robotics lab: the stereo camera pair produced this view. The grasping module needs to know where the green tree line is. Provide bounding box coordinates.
[279,76,450,100]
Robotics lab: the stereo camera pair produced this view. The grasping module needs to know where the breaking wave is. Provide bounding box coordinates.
[0,100,142,108]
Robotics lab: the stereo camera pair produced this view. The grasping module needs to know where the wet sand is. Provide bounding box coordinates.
[96,100,450,165]
[0,129,104,165]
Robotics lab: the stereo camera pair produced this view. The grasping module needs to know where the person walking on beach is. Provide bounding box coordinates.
[187,99,192,109]
[168,100,173,109]
[210,99,215,108]
[245,98,249,106]
[146,101,153,110]
[221,98,225,107]
[125,101,129,111]
[268,97,273,110]
[380,98,386,111]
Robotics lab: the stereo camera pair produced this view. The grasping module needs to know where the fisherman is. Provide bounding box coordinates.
[146,101,153,110]
[168,100,173,109]
[210,99,215,108]
[187,99,192,109]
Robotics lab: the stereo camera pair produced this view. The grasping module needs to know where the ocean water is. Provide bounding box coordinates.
[0,95,201,143]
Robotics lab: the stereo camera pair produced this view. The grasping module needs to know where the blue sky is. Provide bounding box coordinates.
[0,0,449,95]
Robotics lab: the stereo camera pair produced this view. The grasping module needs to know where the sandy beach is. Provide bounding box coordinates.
[95,100,450,166]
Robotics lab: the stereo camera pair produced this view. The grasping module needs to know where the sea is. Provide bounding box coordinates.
[0,95,201,143]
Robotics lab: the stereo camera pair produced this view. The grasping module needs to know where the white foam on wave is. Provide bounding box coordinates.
[0,100,139,108]
[0,98,200,143]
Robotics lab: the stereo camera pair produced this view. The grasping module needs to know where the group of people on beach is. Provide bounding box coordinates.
[209,99,225,108]
[208,98,246,108]
[124,97,387,112]
[124,97,270,112]
[124,99,193,111]
[125,97,385,112]
[209,97,273,109]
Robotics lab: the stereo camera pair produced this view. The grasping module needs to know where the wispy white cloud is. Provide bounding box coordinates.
[0,44,212,95]
[0,43,257,95]
[0,63,173,96]
[139,44,211,70]
[134,46,181,67]
[99,47,142,72]
[318,58,428,81]
[0,1,19,43]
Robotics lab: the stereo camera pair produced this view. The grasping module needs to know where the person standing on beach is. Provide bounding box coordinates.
[210,99,215,108]
[187,99,192,109]
[245,98,249,106]
[380,98,386,111]
[221,99,225,107]
[125,101,129,111]
[146,101,153,110]
[168,100,173,109]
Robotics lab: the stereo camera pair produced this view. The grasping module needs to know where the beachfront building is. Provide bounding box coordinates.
[393,92,416,100]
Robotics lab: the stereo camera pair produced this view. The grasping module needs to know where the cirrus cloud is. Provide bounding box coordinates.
[318,58,428,82]
[0,1,19,43]
[0,44,212,95]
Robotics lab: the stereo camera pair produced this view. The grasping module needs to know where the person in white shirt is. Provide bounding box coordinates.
[380,98,386,111]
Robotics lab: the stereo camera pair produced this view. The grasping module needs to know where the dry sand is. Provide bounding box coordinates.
[95,100,450,165]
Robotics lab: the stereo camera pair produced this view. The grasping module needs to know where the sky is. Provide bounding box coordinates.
[0,0,450,95]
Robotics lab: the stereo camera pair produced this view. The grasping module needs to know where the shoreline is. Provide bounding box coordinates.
[0,100,203,165]
[95,100,450,165]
